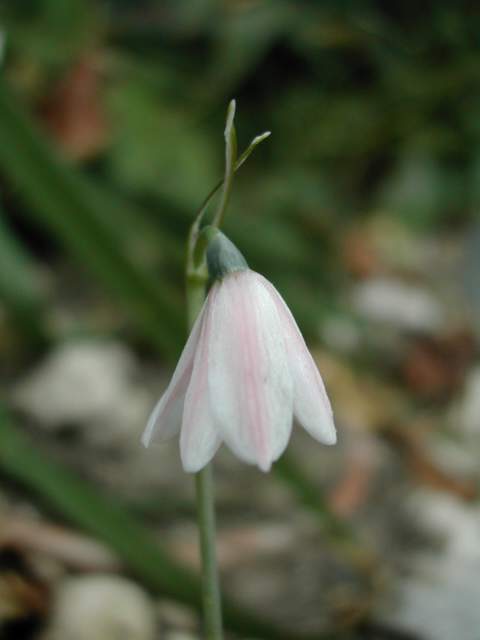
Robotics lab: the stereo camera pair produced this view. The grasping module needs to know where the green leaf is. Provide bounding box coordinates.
[207,1,292,99]
[4,0,97,70]
[0,209,48,347]
[0,79,183,358]
[106,80,217,210]
[211,98,237,228]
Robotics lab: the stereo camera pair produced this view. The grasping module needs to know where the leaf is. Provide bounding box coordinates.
[207,1,292,99]
[0,79,183,358]
[106,79,217,210]
[4,0,96,69]
[0,209,48,347]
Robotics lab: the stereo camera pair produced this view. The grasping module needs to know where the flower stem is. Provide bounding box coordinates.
[186,274,223,639]
[211,99,237,230]
[195,464,223,639]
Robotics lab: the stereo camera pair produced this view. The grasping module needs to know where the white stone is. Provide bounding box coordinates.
[352,277,444,332]
[12,340,151,445]
[379,490,480,640]
[157,600,197,632]
[47,574,156,640]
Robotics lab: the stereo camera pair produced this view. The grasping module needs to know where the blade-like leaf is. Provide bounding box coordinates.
[0,209,48,347]
[0,80,183,358]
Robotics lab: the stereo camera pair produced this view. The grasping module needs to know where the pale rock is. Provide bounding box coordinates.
[12,340,151,445]
[164,633,199,640]
[378,490,480,640]
[426,434,478,476]
[46,574,156,640]
[352,277,444,333]
[157,600,198,632]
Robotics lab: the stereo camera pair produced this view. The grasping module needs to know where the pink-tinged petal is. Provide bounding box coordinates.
[208,271,294,471]
[141,298,208,447]
[180,287,221,473]
[258,274,336,446]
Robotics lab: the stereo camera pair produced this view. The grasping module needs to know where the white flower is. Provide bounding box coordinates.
[142,250,336,472]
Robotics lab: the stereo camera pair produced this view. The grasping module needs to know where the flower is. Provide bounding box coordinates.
[142,233,336,472]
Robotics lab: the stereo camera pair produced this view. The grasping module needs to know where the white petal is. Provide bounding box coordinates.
[180,287,221,473]
[208,271,294,471]
[141,298,207,447]
[258,275,336,445]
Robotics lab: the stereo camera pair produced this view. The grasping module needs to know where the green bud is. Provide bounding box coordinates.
[206,229,248,280]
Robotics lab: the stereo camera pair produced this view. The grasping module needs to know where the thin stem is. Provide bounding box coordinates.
[211,99,237,229]
[195,465,223,639]
[186,129,270,275]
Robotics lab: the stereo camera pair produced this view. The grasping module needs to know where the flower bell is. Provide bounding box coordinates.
[142,230,336,472]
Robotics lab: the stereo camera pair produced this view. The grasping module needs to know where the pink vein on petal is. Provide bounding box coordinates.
[209,272,293,471]
[232,275,270,469]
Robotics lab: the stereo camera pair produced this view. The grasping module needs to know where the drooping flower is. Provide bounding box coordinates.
[142,231,336,472]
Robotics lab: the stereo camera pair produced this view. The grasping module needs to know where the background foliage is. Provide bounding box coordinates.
[3,0,479,349]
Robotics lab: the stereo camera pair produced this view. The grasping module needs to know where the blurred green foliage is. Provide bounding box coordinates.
[2,0,479,352]
[0,208,48,348]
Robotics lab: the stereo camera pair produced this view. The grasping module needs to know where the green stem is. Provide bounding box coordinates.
[186,126,270,274]
[195,465,223,639]
[186,272,223,639]
[211,100,237,229]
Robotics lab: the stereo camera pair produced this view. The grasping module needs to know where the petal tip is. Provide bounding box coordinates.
[182,463,200,474]
[324,428,337,446]
[258,458,272,473]
[180,441,211,473]
[181,457,207,474]
[141,431,151,448]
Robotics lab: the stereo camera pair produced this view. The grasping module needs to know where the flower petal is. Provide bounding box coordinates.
[258,274,336,445]
[181,287,221,473]
[208,271,294,471]
[141,299,207,447]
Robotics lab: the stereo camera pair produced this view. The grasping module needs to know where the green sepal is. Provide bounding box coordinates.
[205,229,248,280]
